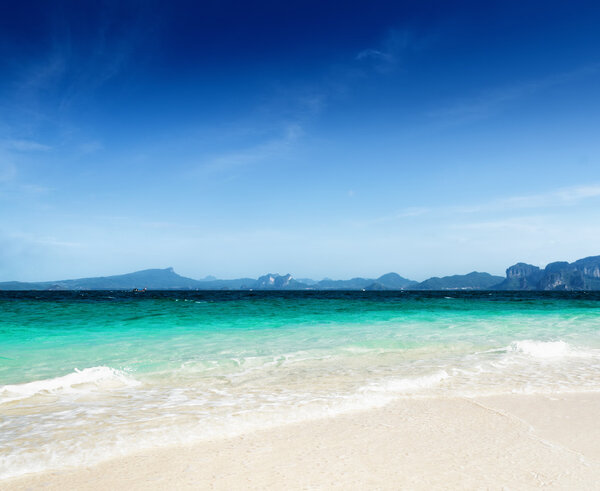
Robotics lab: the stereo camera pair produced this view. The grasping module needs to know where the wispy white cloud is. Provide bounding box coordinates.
[448,216,546,233]
[19,183,52,194]
[430,63,600,124]
[355,29,412,73]
[357,183,600,228]
[200,124,303,174]
[78,140,103,155]
[256,83,329,124]
[2,230,82,248]
[262,28,423,128]
[296,93,327,116]
[17,53,68,100]
[1,7,151,150]
[1,139,51,152]
[451,183,600,214]
[348,206,430,227]
[0,161,17,183]
[356,49,395,64]
[555,185,600,201]
[397,206,430,217]
[0,229,84,280]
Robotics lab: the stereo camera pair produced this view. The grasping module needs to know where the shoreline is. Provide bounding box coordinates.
[5,392,600,490]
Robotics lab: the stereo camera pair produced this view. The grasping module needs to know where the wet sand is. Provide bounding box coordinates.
[5,393,600,490]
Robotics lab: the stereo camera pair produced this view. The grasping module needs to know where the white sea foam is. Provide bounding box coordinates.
[0,366,454,480]
[0,367,140,404]
[3,338,600,480]
[0,388,393,480]
[508,340,585,359]
[361,370,450,394]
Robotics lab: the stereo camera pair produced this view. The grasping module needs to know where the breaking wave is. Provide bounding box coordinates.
[0,367,140,404]
[508,340,588,359]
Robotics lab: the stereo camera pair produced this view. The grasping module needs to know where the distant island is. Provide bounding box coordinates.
[2,255,600,291]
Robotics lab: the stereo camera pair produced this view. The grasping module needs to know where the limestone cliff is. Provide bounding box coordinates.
[496,256,600,290]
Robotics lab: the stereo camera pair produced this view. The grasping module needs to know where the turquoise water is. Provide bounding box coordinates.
[2,291,600,478]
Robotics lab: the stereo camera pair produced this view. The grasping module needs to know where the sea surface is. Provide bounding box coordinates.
[2,290,600,479]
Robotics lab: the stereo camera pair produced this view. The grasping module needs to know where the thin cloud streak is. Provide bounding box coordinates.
[1,139,52,152]
[452,184,600,214]
[430,63,600,125]
[356,49,395,63]
[357,183,600,227]
[355,29,415,74]
[2,230,82,248]
[199,124,303,174]
[0,161,17,183]
[1,5,152,148]
[448,216,547,233]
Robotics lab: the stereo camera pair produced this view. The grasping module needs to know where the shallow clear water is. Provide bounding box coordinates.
[2,290,600,478]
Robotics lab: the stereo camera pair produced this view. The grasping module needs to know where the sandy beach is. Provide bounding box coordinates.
[5,393,600,490]
[3,0,600,487]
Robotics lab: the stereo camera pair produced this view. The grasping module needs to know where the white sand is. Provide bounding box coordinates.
[5,393,600,490]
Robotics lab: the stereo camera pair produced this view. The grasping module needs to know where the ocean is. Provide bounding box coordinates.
[2,290,600,479]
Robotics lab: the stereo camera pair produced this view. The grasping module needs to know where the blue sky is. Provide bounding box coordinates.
[2,0,600,281]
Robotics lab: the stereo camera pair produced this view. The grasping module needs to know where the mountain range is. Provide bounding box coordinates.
[2,255,600,291]
[494,256,600,291]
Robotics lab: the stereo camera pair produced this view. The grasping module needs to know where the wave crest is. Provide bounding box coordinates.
[361,370,449,394]
[0,366,140,404]
[509,340,575,358]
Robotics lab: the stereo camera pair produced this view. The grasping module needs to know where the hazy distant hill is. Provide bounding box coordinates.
[0,268,203,291]
[253,273,309,289]
[296,278,318,286]
[410,272,504,290]
[0,281,50,291]
[373,273,418,289]
[3,255,600,290]
[191,278,257,290]
[0,270,416,291]
[315,273,416,290]
[315,277,373,290]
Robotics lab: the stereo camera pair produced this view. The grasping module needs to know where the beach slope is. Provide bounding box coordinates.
[5,393,600,490]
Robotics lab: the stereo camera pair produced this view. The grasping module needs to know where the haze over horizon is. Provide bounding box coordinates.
[2,1,600,282]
